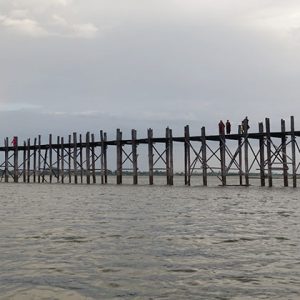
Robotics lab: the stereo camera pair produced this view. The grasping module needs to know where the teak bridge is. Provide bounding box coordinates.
[0,116,299,187]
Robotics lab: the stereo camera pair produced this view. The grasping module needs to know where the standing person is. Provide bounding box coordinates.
[11,136,17,147]
[242,116,250,133]
[218,120,225,135]
[226,120,231,134]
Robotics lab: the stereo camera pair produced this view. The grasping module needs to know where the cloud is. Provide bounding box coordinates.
[0,0,98,38]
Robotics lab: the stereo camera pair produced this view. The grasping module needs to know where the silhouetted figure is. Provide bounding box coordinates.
[218,120,225,135]
[226,120,231,134]
[11,136,17,147]
[242,116,250,133]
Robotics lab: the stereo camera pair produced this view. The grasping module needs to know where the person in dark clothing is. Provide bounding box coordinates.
[226,120,231,134]
[242,116,250,133]
[218,120,225,135]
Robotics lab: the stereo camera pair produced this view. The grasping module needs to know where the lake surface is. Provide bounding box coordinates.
[0,177,300,299]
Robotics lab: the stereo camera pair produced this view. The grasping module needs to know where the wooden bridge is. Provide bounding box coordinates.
[0,116,299,187]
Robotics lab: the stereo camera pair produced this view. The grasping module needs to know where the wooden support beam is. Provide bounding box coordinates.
[86,132,91,184]
[281,119,288,187]
[148,128,154,185]
[68,135,72,183]
[259,122,265,187]
[49,134,52,184]
[238,126,243,186]
[166,127,170,185]
[184,125,191,186]
[57,136,60,183]
[73,132,78,184]
[27,138,30,183]
[91,133,96,184]
[33,138,37,183]
[291,116,297,188]
[244,127,249,186]
[201,126,207,186]
[4,138,9,183]
[116,128,122,184]
[220,133,226,186]
[38,135,41,183]
[265,118,272,187]
[132,129,138,185]
[14,137,18,183]
[79,134,83,184]
[23,141,26,183]
[104,132,108,184]
[61,137,64,184]
[169,128,174,186]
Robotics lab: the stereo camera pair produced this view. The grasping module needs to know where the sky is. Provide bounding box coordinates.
[1,0,300,141]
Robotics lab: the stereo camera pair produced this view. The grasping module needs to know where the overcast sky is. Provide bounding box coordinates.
[1,0,300,141]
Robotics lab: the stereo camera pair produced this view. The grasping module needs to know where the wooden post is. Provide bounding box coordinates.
[169,128,174,185]
[27,138,30,183]
[57,136,60,183]
[291,116,297,187]
[220,133,226,186]
[100,130,108,184]
[49,134,52,184]
[61,137,64,184]
[91,133,96,184]
[116,129,122,184]
[132,129,138,184]
[73,132,78,184]
[14,137,18,183]
[238,126,243,186]
[166,127,170,185]
[244,126,249,186]
[33,138,37,183]
[104,132,108,184]
[265,118,272,187]
[79,134,83,183]
[38,135,41,183]
[148,128,154,185]
[86,132,91,184]
[201,126,207,186]
[68,135,72,183]
[259,122,265,187]
[281,119,288,187]
[184,125,191,186]
[23,140,26,183]
[4,138,9,183]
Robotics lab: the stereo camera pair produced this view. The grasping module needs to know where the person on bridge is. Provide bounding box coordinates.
[218,120,225,135]
[226,120,231,134]
[11,136,17,147]
[242,117,250,133]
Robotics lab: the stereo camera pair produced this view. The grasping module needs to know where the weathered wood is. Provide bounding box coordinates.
[244,126,249,186]
[259,122,265,187]
[265,118,272,187]
[116,129,122,184]
[61,137,64,184]
[79,134,83,183]
[238,126,243,186]
[220,132,226,186]
[100,130,106,184]
[201,126,207,186]
[33,138,37,183]
[68,135,72,183]
[184,125,191,186]
[49,134,52,184]
[57,136,60,183]
[148,128,154,185]
[38,135,41,183]
[132,129,138,184]
[73,133,78,184]
[27,138,30,183]
[23,140,26,183]
[104,132,108,184]
[169,128,174,185]
[166,127,170,185]
[14,137,18,183]
[4,138,9,183]
[86,132,91,184]
[291,116,296,188]
[281,119,288,187]
[91,133,96,184]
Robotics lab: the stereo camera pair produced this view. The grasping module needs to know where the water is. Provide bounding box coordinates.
[0,177,300,299]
